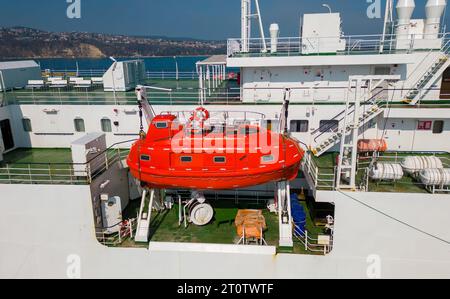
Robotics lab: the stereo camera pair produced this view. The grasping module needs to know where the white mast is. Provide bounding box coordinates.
[241,0,251,52]
[241,0,267,53]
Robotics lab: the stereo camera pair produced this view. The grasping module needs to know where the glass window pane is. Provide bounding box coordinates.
[290,120,309,133]
[101,118,112,132]
[433,121,444,134]
[74,118,85,132]
[22,118,32,132]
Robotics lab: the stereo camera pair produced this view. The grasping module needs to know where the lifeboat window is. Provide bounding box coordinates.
[433,121,444,134]
[180,156,192,163]
[261,155,274,163]
[140,155,151,161]
[214,156,226,163]
[290,120,309,133]
[155,122,168,129]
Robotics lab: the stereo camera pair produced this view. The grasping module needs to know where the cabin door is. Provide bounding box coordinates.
[0,119,14,151]
[440,67,450,99]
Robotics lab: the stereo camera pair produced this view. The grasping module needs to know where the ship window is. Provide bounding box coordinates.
[74,118,85,132]
[319,120,339,133]
[180,156,192,163]
[155,122,168,129]
[101,118,112,132]
[433,121,444,134]
[22,118,32,132]
[290,120,309,133]
[140,155,151,161]
[214,156,226,163]
[261,155,274,163]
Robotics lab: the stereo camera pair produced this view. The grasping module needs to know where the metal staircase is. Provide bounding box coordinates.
[405,40,450,105]
[311,76,400,157]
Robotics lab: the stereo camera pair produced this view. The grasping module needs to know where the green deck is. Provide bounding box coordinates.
[2,148,73,165]
[121,197,329,255]
[0,79,239,106]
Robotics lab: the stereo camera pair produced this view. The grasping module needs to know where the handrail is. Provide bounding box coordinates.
[404,37,450,93]
[311,86,387,142]
[228,33,450,57]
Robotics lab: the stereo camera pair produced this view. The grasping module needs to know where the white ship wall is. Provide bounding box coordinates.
[0,184,449,278]
[236,52,444,103]
[2,104,450,153]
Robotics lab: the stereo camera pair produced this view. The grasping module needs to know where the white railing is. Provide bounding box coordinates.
[293,223,333,255]
[356,152,450,193]
[2,88,241,106]
[228,33,450,57]
[303,152,336,190]
[0,146,131,185]
[96,218,138,247]
[41,70,199,80]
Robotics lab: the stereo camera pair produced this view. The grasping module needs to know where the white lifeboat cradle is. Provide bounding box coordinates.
[132,85,296,248]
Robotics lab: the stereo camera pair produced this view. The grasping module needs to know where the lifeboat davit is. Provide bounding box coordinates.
[127,107,304,190]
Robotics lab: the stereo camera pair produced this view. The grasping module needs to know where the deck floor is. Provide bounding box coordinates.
[1,79,238,105]
[121,196,328,255]
[2,148,73,165]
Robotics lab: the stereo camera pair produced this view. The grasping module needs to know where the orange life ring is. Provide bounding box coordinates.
[193,107,210,122]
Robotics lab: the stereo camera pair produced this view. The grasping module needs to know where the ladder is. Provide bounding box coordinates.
[311,75,400,157]
[405,40,450,105]
[334,77,399,190]
[135,188,156,243]
[277,181,293,247]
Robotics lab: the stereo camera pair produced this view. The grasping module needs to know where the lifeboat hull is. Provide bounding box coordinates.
[129,163,301,190]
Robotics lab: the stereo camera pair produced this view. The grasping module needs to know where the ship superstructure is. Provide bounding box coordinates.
[0,0,450,279]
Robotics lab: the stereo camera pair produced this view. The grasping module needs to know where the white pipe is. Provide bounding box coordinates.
[174,56,179,81]
[241,0,251,52]
[0,70,5,93]
[424,0,447,39]
[270,23,280,53]
[396,0,416,38]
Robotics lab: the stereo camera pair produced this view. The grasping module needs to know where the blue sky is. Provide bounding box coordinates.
[0,0,448,40]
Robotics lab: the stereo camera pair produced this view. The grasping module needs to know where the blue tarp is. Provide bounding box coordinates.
[291,193,306,237]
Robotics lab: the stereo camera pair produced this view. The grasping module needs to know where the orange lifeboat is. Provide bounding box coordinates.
[127,108,304,190]
[357,139,388,153]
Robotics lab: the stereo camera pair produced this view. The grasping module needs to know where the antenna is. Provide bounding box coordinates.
[241,0,267,53]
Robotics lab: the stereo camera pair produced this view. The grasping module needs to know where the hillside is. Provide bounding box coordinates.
[0,27,227,58]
